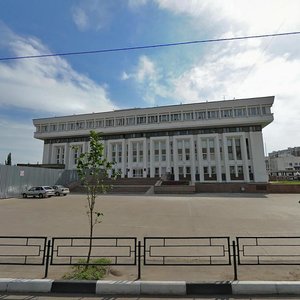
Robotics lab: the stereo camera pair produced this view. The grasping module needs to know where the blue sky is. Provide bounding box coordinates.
[0,0,300,164]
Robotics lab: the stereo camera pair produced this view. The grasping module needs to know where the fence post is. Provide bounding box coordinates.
[232,240,238,281]
[137,241,141,280]
[44,240,51,278]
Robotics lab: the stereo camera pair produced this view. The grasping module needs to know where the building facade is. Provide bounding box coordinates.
[267,147,300,179]
[33,96,274,183]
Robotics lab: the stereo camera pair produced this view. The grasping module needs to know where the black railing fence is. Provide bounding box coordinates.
[1,236,300,280]
[0,236,47,265]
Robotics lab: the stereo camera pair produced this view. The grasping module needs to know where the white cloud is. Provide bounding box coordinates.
[155,0,300,34]
[71,7,88,31]
[122,55,169,104]
[136,55,156,82]
[0,25,115,115]
[0,24,116,164]
[0,118,43,164]
[71,0,113,31]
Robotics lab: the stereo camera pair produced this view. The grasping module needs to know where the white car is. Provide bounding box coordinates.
[22,186,55,198]
[52,185,70,196]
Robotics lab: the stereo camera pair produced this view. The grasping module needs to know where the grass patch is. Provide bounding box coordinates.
[63,258,111,280]
[270,181,300,185]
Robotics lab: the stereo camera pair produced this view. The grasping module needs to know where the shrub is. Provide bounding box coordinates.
[63,258,111,280]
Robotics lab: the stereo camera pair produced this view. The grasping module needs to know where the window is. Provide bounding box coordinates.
[219,139,223,161]
[246,138,250,159]
[234,108,246,117]
[195,111,206,119]
[68,123,75,130]
[137,115,147,124]
[230,166,235,175]
[76,121,85,130]
[178,148,183,161]
[227,138,233,160]
[261,106,271,115]
[55,147,65,164]
[41,125,48,132]
[235,138,242,160]
[50,124,57,132]
[95,119,104,128]
[159,114,169,122]
[161,142,166,161]
[105,118,114,127]
[73,145,82,164]
[86,120,94,129]
[111,144,116,162]
[148,115,158,123]
[202,139,207,160]
[207,110,219,119]
[183,112,193,121]
[209,139,215,160]
[248,106,260,116]
[185,140,190,161]
[116,118,125,126]
[126,116,135,126]
[118,146,122,163]
[171,113,181,121]
[132,143,137,162]
[221,109,233,118]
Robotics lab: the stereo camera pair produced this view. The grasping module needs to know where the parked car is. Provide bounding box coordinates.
[52,185,70,196]
[22,186,55,198]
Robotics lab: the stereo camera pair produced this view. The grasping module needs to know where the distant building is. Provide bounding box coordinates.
[267,147,300,180]
[33,96,274,183]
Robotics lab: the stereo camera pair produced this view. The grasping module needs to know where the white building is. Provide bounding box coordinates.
[33,96,274,183]
[267,147,300,179]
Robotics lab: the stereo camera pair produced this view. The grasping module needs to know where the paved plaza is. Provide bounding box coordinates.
[1,193,300,281]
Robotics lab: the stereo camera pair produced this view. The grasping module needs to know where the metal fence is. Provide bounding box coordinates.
[51,237,137,266]
[0,166,78,198]
[237,236,300,265]
[144,237,231,266]
[0,236,47,265]
[1,235,300,280]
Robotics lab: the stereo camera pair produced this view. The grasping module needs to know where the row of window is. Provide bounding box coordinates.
[36,106,271,133]
[44,126,261,145]
[54,136,251,166]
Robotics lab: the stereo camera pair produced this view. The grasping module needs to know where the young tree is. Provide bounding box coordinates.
[75,131,118,264]
[5,153,11,165]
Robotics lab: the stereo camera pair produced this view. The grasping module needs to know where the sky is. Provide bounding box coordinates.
[0,0,300,164]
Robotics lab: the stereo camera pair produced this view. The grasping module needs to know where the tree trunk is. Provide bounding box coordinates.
[86,208,94,265]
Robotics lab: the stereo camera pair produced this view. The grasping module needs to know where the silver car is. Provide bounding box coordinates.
[22,186,55,198]
[52,185,70,196]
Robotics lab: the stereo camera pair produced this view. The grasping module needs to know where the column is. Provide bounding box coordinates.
[173,138,179,181]
[166,136,171,174]
[150,139,154,178]
[222,135,230,182]
[215,137,222,182]
[121,140,126,178]
[128,141,132,178]
[197,135,204,182]
[190,137,196,183]
[143,139,147,178]
[241,134,250,182]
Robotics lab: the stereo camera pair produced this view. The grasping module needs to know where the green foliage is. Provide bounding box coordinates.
[5,153,11,165]
[72,131,119,265]
[63,258,111,280]
[270,180,300,185]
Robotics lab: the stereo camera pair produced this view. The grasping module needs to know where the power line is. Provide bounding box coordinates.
[1,30,300,61]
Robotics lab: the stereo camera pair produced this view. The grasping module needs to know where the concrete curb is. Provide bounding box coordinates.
[1,279,300,296]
